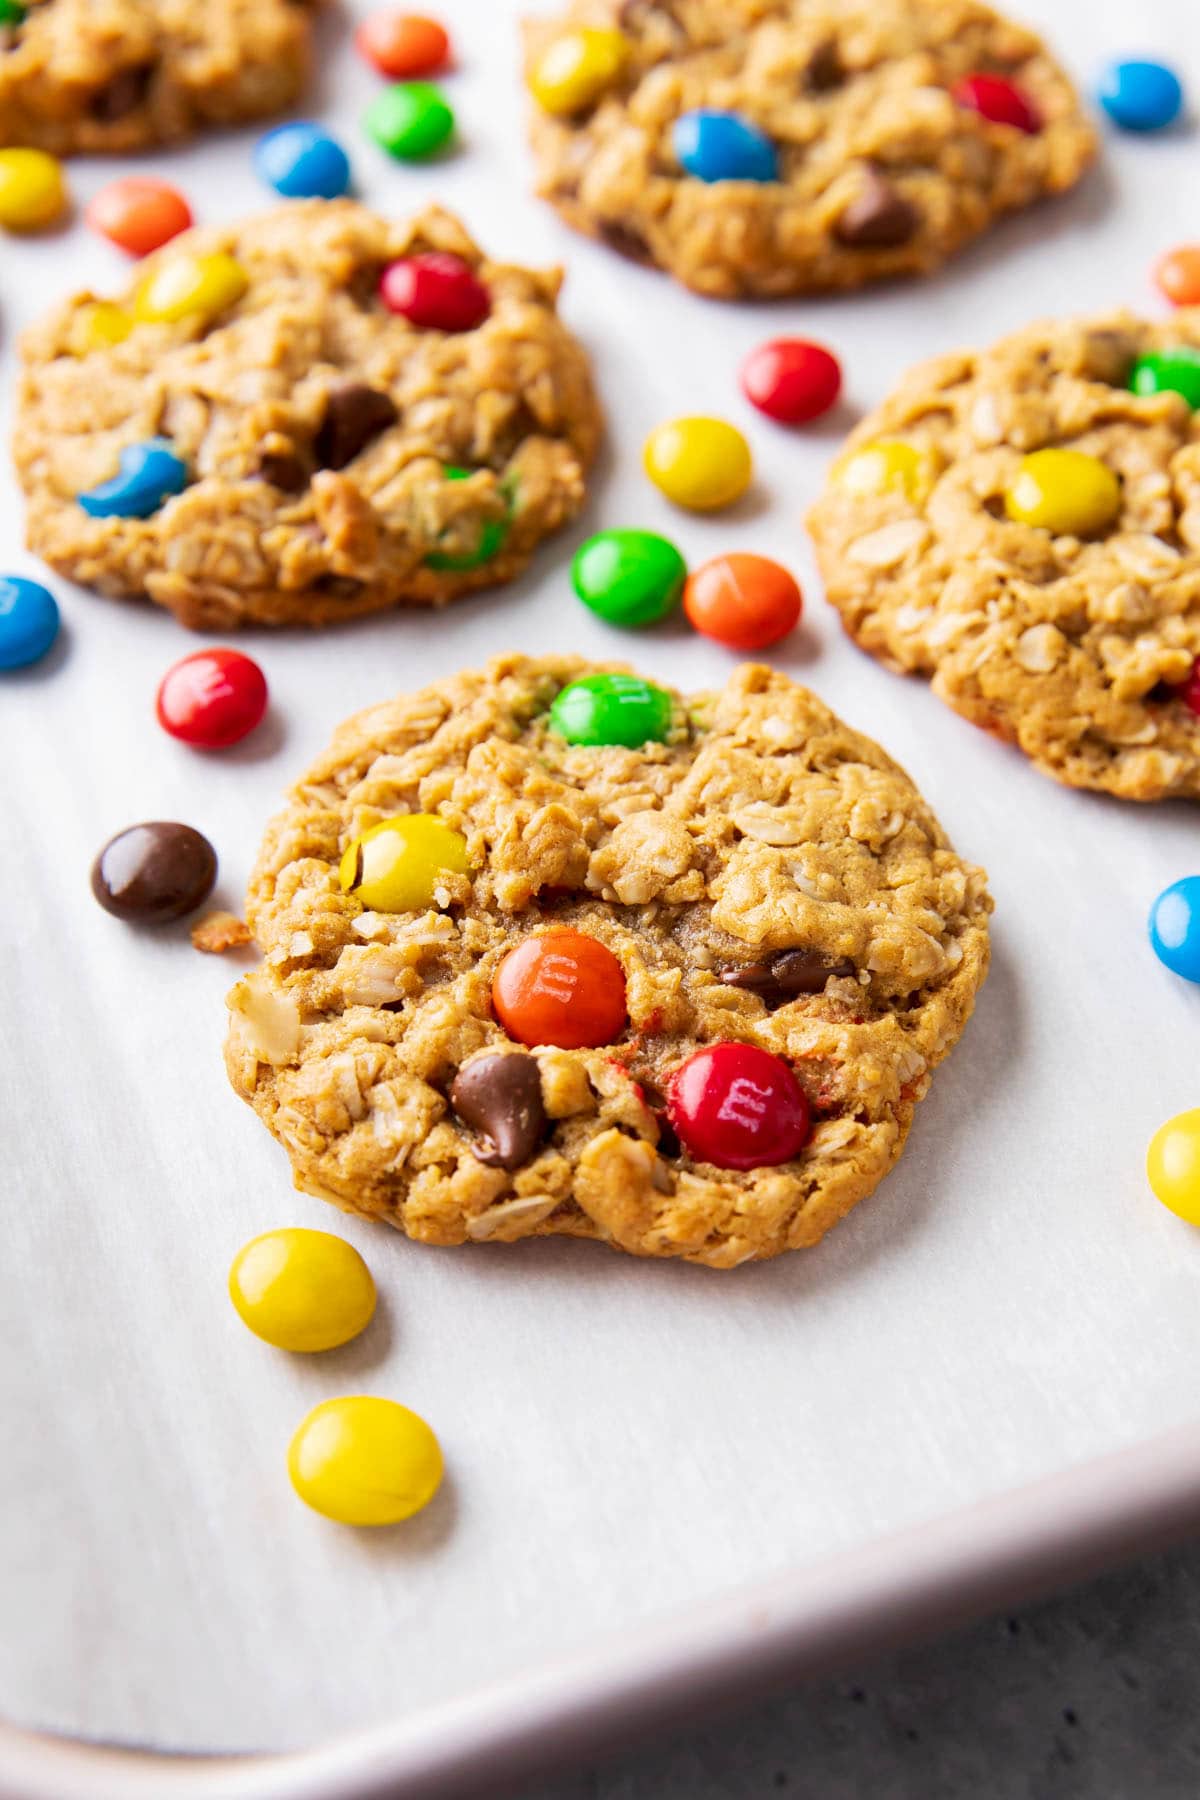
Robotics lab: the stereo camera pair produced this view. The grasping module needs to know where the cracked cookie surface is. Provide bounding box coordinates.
[225,655,991,1269]
[14,202,601,630]
[807,310,1200,801]
[0,0,316,155]
[523,0,1094,299]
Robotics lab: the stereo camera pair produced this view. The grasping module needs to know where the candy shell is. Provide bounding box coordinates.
[740,338,841,425]
[0,147,67,230]
[643,416,752,512]
[156,648,268,750]
[355,11,450,78]
[78,439,188,519]
[683,553,801,650]
[288,1397,443,1526]
[1149,876,1200,983]
[672,110,777,183]
[571,529,685,628]
[364,81,455,159]
[0,576,59,670]
[85,178,192,255]
[1097,58,1184,132]
[1146,1110,1200,1226]
[548,672,673,748]
[229,1229,376,1352]
[254,122,351,199]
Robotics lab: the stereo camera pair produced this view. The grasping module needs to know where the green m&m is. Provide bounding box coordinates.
[0,1,27,24]
[548,674,673,748]
[364,82,455,160]
[1130,348,1200,410]
[424,466,511,571]
[571,528,686,628]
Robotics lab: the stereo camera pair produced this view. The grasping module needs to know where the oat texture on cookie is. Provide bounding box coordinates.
[13,203,601,629]
[0,0,318,155]
[522,0,1094,299]
[808,311,1200,802]
[224,656,991,1269]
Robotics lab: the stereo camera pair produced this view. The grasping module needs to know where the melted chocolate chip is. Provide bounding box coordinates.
[91,822,217,924]
[255,450,309,493]
[834,171,920,248]
[720,949,856,1006]
[450,1053,546,1171]
[314,385,397,471]
[598,220,654,264]
[89,63,155,123]
[806,38,843,93]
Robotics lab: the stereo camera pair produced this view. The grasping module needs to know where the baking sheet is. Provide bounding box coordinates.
[2,0,1199,1758]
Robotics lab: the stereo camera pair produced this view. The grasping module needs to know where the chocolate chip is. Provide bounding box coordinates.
[312,573,366,599]
[255,451,309,493]
[598,220,654,264]
[834,172,920,248]
[89,63,155,123]
[450,1053,546,1171]
[91,822,217,924]
[314,385,397,471]
[654,1112,681,1158]
[806,38,843,93]
[720,949,856,1005]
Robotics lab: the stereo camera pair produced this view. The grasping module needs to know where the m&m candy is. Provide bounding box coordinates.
[1004,449,1121,536]
[1167,655,1200,716]
[134,251,248,323]
[0,147,67,230]
[492,928,627,1049]
[68,301,134,354]
[379,252,490,329]
[548,673,673,748]
[364,81,455,159]
[91,822,217,923]
[78,439,188,519]
[1146,1109,1200,1225]
[1149,876,1200,983]
[952,73,1042,133]
[424,466,509,570]
[673,110,778,183]
[528,27,627,116]
[1098,58,1184,132]
[254,122,351,199]
[339,815,469,911]
[683,554,801,651]
[667,1042,811,1170]
[740,338,841,425]
[1130,349,1200,410]
[1155,246,1200,308]
[229,1229,376,1352]
[643,416,752,512]
[836,439,926,501]
[355,11,450,79]
[288,1396,444,1525]
[85,178,192,255]
[571,529,686,628]
[156,647,268,749]
[0,576,59,670]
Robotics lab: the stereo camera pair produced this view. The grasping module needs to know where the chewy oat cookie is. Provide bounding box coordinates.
[523,0,1094,300]
[14,202,601,630]
[808,310,1200,802]
[225,655,991,1268]
[0,0,317,155]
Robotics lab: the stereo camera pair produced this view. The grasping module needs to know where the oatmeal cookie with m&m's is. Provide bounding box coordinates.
[13,202,600,630]
[225,656,991,1268]
[523,0,1094,300]
[807,310,1200,801]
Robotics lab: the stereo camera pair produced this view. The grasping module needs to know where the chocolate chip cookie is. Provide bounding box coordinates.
[225,655,991,1268]
[523,0,1095,299]
[807,310,1200,801]
[13,203,601,630]
[0,0,317,155]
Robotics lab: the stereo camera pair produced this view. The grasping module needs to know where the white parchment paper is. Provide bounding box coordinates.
[2,0,1199,1756]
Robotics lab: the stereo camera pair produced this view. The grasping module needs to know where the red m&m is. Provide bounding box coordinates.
[667,1042,811,1170]
[380,252,491,331]
[493,928,627,1049]
[953,73,1042,133]
[683,553,801,651]
[156,647,268,749]
[739,338,841,425]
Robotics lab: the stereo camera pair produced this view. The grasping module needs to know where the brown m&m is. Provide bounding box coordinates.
[91,821,217,923]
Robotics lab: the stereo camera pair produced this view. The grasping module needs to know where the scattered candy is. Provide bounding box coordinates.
[1168,655,1200,716]
[1098,58,1183,133]
[1149,876,1200,983]
[740,338,841,425]
[91,822,217,923]
[134,250,248,323]
[450,1052,546,1169]
[0,146,67,231]
[683,553,801,651]
[953,72,1042,133]
[156,647,268,749]
[1130,348,1200,409]
[673,109,778,183]
[229,1229,376,1352]
[528,26,627,116]
[1004,448,1121,536]
[492,928,627,1049]
[288,1396,443,1526]
[571,528,686,628]
[1155,245,1200,307]
[643,415,752,512]
[548,672,673,747]
[68,301,134,354]
[364,81,455,160]
[0,576,59,670]
[667,1042,811,1170]
[254,122,351,199]
[835,439,926,501]
[85,178,191,256]
[379,251,490,330]
[355,11,451,79]
[424,465,510,570]
[1147,1109,1200,1225]
[78,438,187,519]
[339,815,469,911]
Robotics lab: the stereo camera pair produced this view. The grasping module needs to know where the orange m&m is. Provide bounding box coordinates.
[1155,245,1200,308]
[683,552,802,651]
[86,178,193,256]
[492,928,627,1049]
[355,11,450,78]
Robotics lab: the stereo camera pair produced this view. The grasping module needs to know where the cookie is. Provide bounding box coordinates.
[523,0,1095,299]
[14,203,601,630]
[0,0,317,155]
[224,655,991,1268]
[807,310,1200,802]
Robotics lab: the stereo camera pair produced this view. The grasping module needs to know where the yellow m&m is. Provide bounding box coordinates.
[229,1228,376,1352]
[134,251,249,324]
[68,301,134,355]
[288,1396,444,1526]
[1146,1108,1200,1226]
[643,415,752,512]
[0,148,68,231]
[529,27,627,116]
[1004,449,1121,537]
[339,814,469,912]
[836,439,926,502]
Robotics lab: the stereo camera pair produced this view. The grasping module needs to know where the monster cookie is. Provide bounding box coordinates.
[808,311,1200,802]
[14,203,600,629]
[0,0,317,156]
[224,656,991,1268]
[522,0,1094,300]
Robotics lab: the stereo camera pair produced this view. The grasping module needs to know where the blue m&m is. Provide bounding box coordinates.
[1097,59,1184,132]
[672,110,778,183]
[0,576,59,669]
[78,439,188,519]
[254,122,352,199]
[1149,876,1200,983]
